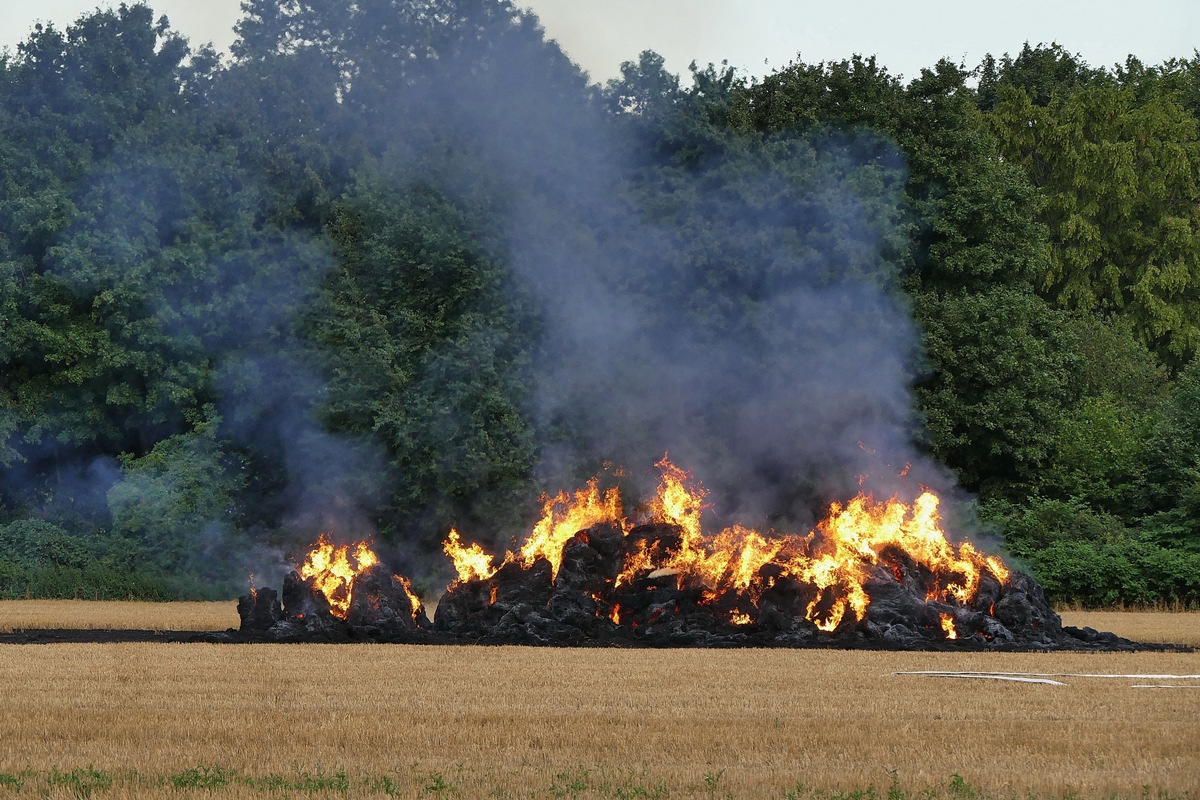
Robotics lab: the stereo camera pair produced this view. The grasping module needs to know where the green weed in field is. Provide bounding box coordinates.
[946,774,978,800]
[703,768,729,800]
[46,766,113,797]
[418,770,453,797]
[0,766,1190,799]
[784,774,986,800]
[550,767,591,798]
[246,768,350,793]
[0,770,29,790]
[169,765,238,789]
[369,774,402,797]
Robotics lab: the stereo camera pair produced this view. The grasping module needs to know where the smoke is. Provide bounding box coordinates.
[515,160,930,527]
[2,1,972,592]
[216,353,391,543]
[371,7,949,532]
[2,80,390,577]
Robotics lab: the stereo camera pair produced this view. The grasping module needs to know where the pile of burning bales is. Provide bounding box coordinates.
[236,458,1136,651]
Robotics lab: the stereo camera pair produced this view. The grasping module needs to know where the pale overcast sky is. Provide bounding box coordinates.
[1,1,1197,83]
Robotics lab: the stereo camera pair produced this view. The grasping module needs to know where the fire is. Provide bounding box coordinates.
[783,489,1002,630]
[940,613,957,639]
[648,454,706,545]
[297,534,379,619]
[442,478,624,585]
[519,478,624,577]
[397,575,424,621]
[443,457,1010,634]
[444,529,499,584]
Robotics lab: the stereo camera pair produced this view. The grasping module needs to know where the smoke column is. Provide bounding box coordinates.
[372,5,945,531]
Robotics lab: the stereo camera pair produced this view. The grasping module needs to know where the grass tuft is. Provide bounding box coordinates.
[169,766,239,789]
[46,766,113,796]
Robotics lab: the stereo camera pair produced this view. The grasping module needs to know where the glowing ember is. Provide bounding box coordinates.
[297,534,379,619]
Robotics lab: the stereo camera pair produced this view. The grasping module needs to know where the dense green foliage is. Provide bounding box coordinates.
[1,3,1197,605]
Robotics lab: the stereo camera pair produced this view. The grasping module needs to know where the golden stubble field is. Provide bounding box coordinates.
[0,599,238,633]
[0,602,1196,799]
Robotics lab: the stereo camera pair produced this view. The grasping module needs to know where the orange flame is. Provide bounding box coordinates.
[794,490,1007,630]
[518,478,624,578]
[397,574,424,622]
[297,534,379,619]
[444,529,500,584]
[648,454,707,546]
[443,457,1010,632]
[940,613,957,639]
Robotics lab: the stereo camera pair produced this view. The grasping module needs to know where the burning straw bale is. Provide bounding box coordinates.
[235,459,1149,651]
[238,545,430,642]
[427,522,1127,650]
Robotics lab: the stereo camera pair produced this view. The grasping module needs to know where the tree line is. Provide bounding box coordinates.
[0,1,1197,605]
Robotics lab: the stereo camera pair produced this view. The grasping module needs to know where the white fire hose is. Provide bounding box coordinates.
[894,670,1200,687]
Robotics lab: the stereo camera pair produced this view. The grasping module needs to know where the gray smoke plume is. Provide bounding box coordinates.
[374,9,951,533]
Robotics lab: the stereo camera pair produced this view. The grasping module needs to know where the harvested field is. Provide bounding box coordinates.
[1060,609,1200,647]
[0,610,1196,799]
[0,599,236,632]
[4,600,1196,646]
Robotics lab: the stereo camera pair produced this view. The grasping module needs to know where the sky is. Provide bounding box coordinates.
[0,0,1197,84]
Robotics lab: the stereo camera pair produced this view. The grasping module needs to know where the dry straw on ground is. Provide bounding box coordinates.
[0,608,1196,799]
[0,599,237,632]
[1060,609,1200,647]
[3,600,1196,645]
